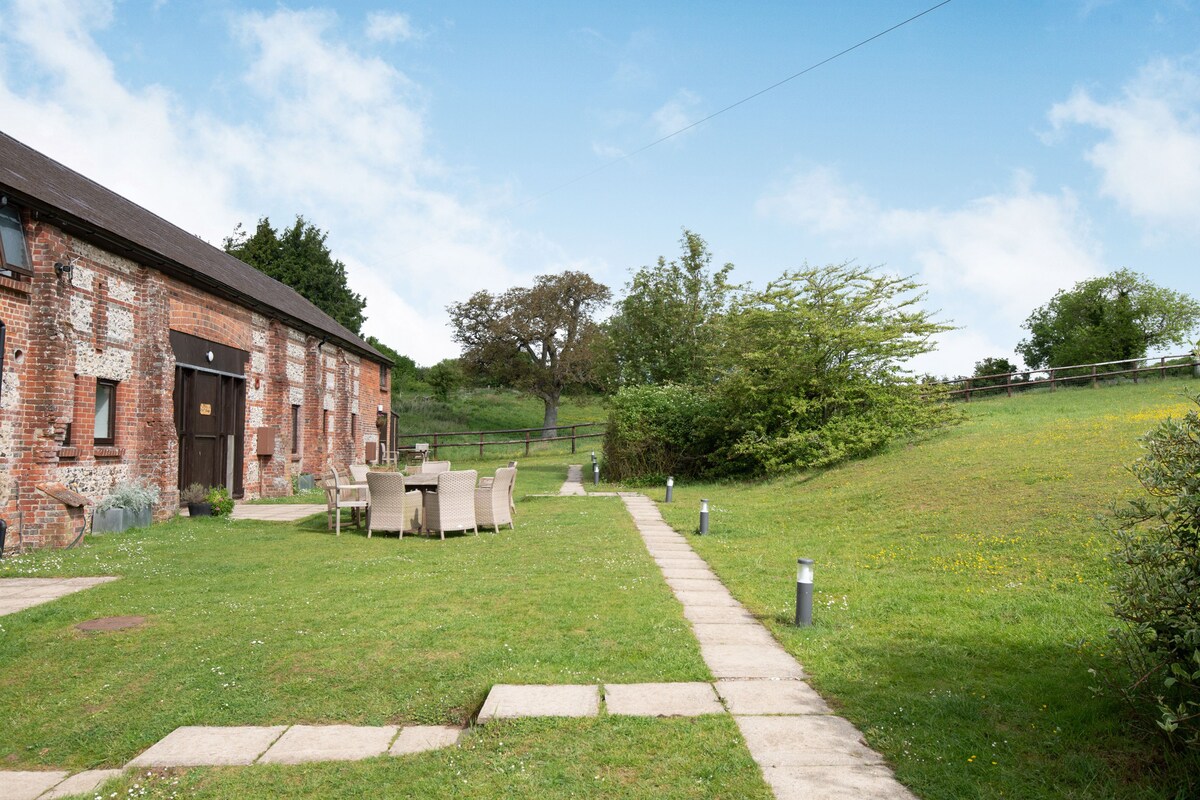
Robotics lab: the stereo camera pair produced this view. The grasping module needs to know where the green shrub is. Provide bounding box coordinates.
[205,486,234,517]
[1109,394,1200,751]
[604,384,719,483]
[96,481,160,512]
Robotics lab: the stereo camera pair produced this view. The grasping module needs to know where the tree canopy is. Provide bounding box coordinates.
[225,216,367,335]
[448,271,611,434]
[1017,269,1200,369]
[606,229,738,386]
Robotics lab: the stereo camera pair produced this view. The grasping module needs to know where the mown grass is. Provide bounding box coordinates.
[653,377,1200,799]
[392,389,606,439]
[0,491,709,773]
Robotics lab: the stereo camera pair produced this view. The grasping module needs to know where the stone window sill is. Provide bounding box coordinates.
[94,446,122,459]
[57,447,79,459]
[0,274,31,295]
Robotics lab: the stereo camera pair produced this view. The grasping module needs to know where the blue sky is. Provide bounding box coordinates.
[2,1,1199,374]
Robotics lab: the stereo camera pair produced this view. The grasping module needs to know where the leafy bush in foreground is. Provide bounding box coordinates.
[1110,394,1200,751]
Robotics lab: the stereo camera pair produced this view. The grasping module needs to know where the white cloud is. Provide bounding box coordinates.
[0,1,550,365]
[364,11,419,44]
[650,89,701,139]
[1050,57,1200,227]
[759,168,1101,323]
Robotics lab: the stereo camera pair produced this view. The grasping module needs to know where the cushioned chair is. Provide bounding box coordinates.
[424,470,478,540]
[365,472,423,538]
[475,467,516,532]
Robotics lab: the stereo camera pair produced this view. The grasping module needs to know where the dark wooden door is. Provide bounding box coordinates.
[176,368,245,496]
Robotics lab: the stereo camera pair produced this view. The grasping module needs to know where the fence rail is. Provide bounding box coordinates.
[391,422,607,459]
[935,353,1200,401]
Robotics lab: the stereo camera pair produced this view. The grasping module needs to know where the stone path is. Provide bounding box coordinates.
[474,488,915,799]
[230,503,323,522]
[558,464,587,495]
[0,577,118,617]
[1,724,462,800]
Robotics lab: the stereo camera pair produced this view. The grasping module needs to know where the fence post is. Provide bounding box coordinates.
[525,430,530,458]
[1091,364,1097,388]
[1050,368,1056,391]
[1006,372,1012,398]
[479,432,485,458]
[432,433,439,459]
[1160,356,1166,380]
[965,378,972,403]
[571,425,577,454]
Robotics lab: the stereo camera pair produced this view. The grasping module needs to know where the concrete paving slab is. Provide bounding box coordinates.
[701,644,805,679]
[659,567,717,580]
[734,715,884,767]
[683,605,756,624]
[0,578,118,616]
[0,771,68,800]
[691,623,778,647]
[664,576,727,593]
[603,682,724,717]
[672,589,740,607]
[40,769,125,799]
[258,725,397,764]
[126,726,287,767]
[388,726,462,755]
[715,679,831,715]
[654,555,709,568]
[477,684,600,722]
[230,504,322,522]
[761,765,918,800]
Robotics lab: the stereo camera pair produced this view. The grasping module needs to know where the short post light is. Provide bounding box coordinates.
[665,476,674,503]
[593,460,600,486]
[698,498,709,535]
[795,558,814,627]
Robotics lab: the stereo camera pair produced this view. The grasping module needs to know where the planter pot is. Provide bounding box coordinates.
[187,502,214,518]
[93,506,153,534]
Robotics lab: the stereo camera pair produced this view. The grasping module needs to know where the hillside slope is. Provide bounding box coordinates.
[659,378,1200,799]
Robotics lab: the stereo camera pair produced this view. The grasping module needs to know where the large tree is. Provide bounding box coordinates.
[448,271,611,434]
[606,229,739,386]
[1017,269,1200,369]
[225,216,367,335]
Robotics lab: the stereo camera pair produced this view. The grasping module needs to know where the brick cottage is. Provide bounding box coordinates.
[0,132,392,549]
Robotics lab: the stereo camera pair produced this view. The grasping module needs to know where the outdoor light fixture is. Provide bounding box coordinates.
[666,476,674,503]
[593,459,600,486]
[205,350,214,363]
[795,558,814,627]
[377,404,384,413]
[699,498,709,535]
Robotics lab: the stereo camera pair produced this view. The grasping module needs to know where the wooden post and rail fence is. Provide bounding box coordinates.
[389,422,607,461]
[935,352,1200,402]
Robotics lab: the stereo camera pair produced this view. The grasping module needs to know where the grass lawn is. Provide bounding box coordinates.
[654,378,1200,799]
[0,489,714,781]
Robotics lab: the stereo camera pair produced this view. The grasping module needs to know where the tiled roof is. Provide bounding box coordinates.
[0,131,387,363]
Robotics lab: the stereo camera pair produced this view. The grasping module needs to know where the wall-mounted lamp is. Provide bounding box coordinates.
[54,261,74,280]
[205,350,214,363]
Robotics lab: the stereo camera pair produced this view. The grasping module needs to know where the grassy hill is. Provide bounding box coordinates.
[656,378,1200,799]
[392,389,606,436]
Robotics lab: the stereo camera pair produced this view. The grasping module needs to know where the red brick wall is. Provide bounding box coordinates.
[0,210,392,549]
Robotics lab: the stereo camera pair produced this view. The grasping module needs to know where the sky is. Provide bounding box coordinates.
[1,0,1199,375]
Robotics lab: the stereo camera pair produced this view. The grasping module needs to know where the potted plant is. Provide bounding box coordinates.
[181,483,212,517]
[94,482,160,534]
[206,486,234,517]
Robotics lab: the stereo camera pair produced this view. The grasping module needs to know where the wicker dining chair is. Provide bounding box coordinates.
[365,472,423,539]
[475,467,516,532]
[323,466,369,536]
[480,460,518,512]
[424,470,478,539]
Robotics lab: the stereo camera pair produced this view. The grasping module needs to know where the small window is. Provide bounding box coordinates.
[291,404,301,454]
[379,364,388,391]
[350,413,357,440]
[322,409,329,434]
[0,202,33,277]
[94,380,116,445]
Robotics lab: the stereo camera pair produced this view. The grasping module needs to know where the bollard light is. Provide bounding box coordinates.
[699,498,709,535]
[593,460,600,486]
[665,476,674,503]
[795,558,814,627]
